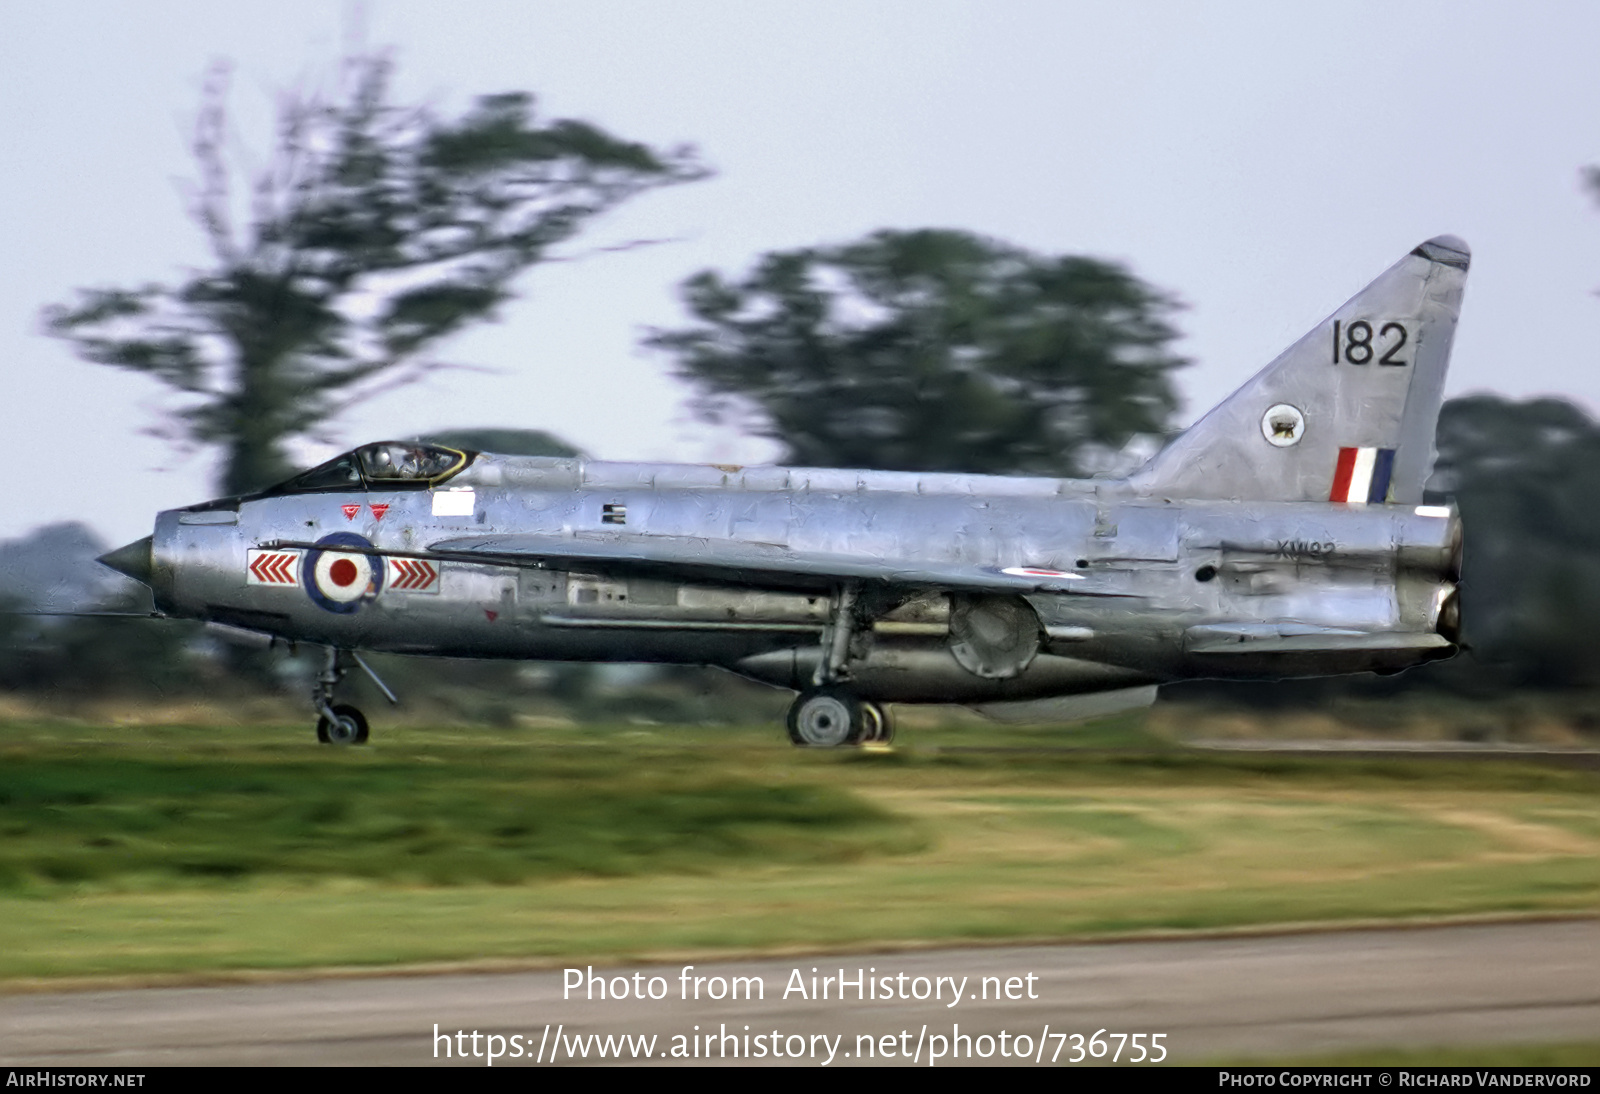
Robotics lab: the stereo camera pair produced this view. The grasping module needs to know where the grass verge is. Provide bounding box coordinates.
[0,716,1595,981]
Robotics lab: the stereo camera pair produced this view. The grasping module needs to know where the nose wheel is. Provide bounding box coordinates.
[317,704,369,745]
[785,688,893,748]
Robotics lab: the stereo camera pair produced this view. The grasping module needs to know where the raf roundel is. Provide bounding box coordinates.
[302,532,384,614]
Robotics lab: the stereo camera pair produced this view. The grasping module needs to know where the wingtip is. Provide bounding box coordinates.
[1412,235,1470,270]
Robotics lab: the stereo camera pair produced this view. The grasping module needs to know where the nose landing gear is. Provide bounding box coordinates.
[311,647,396,745]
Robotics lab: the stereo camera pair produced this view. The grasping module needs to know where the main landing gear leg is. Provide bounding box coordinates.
[787,583,888,748]
[813,582,860,689]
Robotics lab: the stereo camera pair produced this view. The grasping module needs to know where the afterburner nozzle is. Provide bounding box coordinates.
[98,536,154,586]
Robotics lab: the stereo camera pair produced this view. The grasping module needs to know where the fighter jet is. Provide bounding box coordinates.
[100,236,1469,747]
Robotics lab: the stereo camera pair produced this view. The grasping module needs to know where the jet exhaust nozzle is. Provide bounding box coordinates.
[98,536,154,586]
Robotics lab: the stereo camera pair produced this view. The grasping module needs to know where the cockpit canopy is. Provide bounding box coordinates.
[357,442,467,482]
[268,442,472,494]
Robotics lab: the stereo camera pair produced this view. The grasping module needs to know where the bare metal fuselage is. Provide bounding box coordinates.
[148,455,1460,705]
[98,235,1473,743]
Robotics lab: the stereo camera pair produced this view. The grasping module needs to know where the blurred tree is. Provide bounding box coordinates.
[44,53,704,496]
[0,523,203,698]
[417,427,582,457]
[1426,394,1600,689]
[646,229,1186,475]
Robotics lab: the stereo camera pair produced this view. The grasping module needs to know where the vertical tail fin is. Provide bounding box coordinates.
[1127,235,1469,504]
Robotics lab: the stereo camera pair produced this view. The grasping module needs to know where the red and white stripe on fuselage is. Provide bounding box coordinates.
[1329,447,1396,505]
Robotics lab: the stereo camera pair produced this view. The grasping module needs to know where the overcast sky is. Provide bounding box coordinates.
[4,1,1599,545]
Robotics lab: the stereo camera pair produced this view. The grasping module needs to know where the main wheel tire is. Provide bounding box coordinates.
[861,702,895,745]
[786,688,865,748]
[316,704,369,745]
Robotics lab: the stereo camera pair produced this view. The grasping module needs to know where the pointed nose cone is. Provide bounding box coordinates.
[98,536,154,586]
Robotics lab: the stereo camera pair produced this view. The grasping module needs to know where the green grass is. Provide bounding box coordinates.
[0,725,920,893]
[0,716,1595,981]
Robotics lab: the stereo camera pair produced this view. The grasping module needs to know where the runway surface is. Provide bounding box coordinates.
[1,919,1595,1066]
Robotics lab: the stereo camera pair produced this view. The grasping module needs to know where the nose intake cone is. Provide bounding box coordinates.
[98,536,154,586]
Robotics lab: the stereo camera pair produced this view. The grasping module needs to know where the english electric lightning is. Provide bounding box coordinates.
[102,237,1470,746]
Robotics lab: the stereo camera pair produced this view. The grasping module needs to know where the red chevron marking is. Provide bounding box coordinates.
[387,558,437,592]
[341,504,360,520]
[248,551,298,586]
[369,503,389,521]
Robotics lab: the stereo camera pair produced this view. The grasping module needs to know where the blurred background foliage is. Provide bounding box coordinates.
[648,227,1187,477]
[41,53,703,498]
